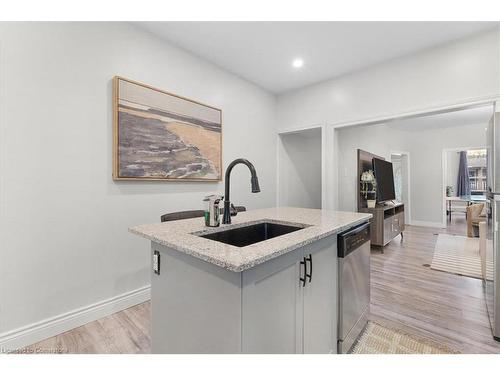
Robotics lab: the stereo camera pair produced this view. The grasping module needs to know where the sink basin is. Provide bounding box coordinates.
[197,221,307,247]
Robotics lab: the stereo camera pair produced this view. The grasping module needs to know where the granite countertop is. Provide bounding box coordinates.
[129,207,372,272]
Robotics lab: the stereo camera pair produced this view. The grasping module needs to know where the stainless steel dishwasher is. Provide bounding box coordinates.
[337,222,371,354]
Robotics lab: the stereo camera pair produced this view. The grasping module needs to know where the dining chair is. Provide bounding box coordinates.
[161,206,246,222]
[467,203,486,238]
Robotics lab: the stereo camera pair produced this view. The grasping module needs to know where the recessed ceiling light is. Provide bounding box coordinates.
[292,58,304,69]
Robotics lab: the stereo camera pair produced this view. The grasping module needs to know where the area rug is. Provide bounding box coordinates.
[351,322,459,354]
[430,234,483,279]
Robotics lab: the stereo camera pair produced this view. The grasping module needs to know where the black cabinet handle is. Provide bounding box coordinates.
[305,254,312,283]
[153,250,160,275]
[299,257,306,287]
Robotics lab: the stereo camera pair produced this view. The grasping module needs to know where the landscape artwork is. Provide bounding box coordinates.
[113,77,222,181]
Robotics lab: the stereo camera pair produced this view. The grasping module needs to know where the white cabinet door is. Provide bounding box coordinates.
[302,235,337,354]
[242,248,304,353]
[151,244,242,354]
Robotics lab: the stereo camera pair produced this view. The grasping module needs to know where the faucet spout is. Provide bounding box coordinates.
[223,158,260,224]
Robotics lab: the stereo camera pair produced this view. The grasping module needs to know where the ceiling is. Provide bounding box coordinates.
[386,104,494,132]
[136,22,498,94]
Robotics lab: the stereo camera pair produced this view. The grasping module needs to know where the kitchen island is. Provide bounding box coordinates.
[130,207,371,354]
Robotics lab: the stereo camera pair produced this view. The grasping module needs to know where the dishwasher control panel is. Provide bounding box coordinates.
[338,222,370,258]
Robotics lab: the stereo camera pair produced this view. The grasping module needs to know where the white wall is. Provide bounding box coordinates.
[337,124,409,212]
[445,151,461,195]
[277,29,500,131]
[486,112,495,192]
[0,22,277,342]
[336,121,487,226]
[493,111,500,191]
[278,128,322,209]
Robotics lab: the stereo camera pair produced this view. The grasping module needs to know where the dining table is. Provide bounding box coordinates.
[445,195,486,221]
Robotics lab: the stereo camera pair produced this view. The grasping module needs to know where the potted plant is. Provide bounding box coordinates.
[366,190,377,208]
[360,170,377,208]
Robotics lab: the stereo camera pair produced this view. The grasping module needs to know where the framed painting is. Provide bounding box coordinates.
[113,76,222,181]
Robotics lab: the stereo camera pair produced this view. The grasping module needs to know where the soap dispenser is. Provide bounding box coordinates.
[203,195,223,227]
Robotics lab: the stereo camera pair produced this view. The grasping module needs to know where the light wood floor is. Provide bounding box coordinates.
[25,301,151,354]
[370,215,500,353]
[26,216,500,354]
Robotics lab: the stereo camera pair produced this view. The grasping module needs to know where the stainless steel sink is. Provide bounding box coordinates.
[197,221,307,247]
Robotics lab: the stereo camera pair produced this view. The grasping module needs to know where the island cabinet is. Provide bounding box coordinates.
[150,234,337,354]
[242,234,337,353]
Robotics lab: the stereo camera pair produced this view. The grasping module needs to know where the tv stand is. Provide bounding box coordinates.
[357,149,404,250]
[360,203,405,250]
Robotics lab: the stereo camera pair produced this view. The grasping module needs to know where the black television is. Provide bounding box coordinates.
[372,158,396,203]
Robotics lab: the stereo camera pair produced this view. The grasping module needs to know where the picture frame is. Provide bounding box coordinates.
[113,76,222,181]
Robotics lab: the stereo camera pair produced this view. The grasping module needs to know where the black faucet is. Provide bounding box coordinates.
[222,158,260,224]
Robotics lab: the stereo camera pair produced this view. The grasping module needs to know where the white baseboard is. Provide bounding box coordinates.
[0,285,151,351]
[408,220,446,229]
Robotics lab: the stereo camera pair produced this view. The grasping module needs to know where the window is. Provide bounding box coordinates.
[467,149,487,193]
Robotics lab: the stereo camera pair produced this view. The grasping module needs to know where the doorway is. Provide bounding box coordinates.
[442,147,489,234]
[277,127,322,209]
[390,152,411,225]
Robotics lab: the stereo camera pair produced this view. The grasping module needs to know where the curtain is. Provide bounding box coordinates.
[457,151,471,197]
